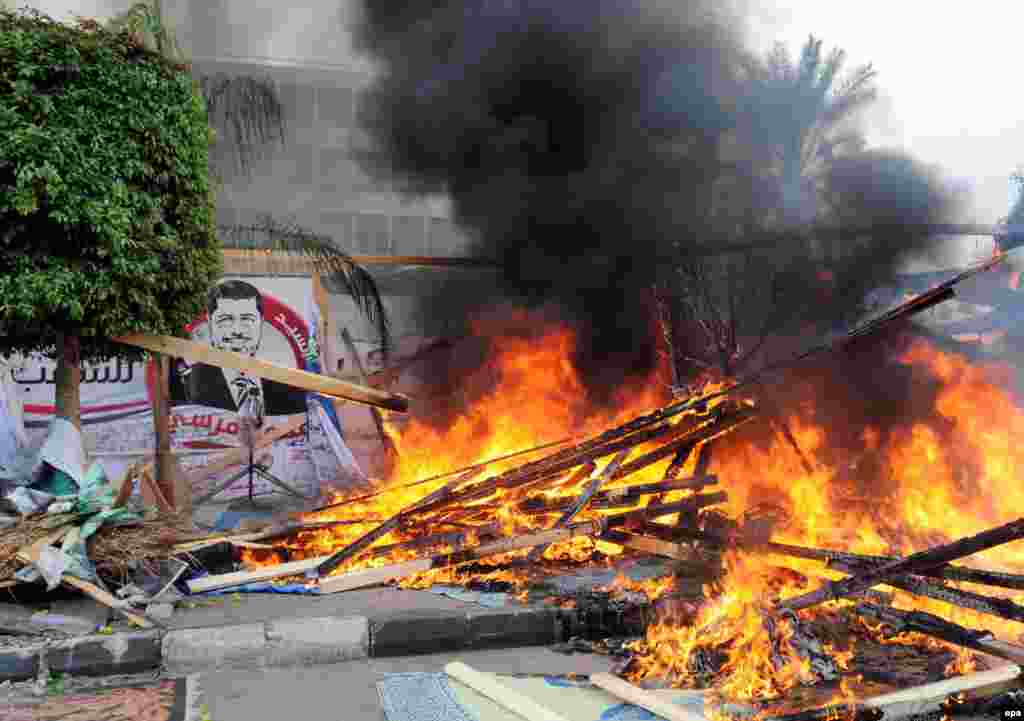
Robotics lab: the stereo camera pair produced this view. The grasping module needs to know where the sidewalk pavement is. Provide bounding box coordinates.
[200,646,619,721]
[0,585,572,682]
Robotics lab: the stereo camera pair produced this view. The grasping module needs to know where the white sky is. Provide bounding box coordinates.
[746,0,1024,227]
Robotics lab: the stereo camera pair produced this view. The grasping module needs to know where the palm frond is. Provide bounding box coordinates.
[201,73,286,179]
[219,216,392,360]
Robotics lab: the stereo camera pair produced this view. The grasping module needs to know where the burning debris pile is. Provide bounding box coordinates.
[181,254,1024,718]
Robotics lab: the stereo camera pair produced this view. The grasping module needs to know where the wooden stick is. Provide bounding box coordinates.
[407,409,744,522]
[317,497,716,594]
[767,664,1022,721]
[763,541,1024,591]
[15,527,155,628]
[518,474,716,515]
[310,435,580,513]
[527,449,632,562]
[590,673,707,721]
[114,334,410,412]
[776,516,1024,612]
[316,408,742,581]
[61,576,155,628]
[187,555,327,594]
[652,442,697,507]
[184,527,480,594]
[599,530,700,560]
[832,559,1024,625]
[445,662,572,721]
[313,467,484,577]
[853,602,1024,667]
[138,466,174,514]
[314,420,683,578]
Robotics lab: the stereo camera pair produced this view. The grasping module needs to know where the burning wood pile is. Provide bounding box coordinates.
[179,253,1024,718]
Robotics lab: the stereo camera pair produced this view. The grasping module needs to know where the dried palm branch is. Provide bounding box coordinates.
[104,1,287,179]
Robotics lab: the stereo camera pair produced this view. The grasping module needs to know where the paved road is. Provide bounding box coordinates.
[200,647,617,721]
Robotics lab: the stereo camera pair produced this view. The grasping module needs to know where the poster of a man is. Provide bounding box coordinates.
[169,279,309,416]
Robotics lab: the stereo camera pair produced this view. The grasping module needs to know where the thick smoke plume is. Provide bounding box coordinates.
[352,0,962,407]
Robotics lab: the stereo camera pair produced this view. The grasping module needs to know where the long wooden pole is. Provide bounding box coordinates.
[776,517,1024,612]
[150,354,179,511]
[527,449,632,562]
[445,662,571,721]
[317,496,720,594]
[590,673,707,721]
[832,559,1024,625]
[763,541,1024,591]
[114,334,410,412]
[310,467,485,577]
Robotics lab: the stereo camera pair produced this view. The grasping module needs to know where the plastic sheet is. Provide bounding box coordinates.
[37,418,85,485]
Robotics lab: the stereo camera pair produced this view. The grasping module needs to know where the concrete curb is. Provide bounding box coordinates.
[0,604,569,680]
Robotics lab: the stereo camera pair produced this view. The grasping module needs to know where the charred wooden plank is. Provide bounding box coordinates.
[763,542,1024,590]
[776,517,1024,612]
[312,467,484,577]
[518,474,717,515]
[527,450,632,562]
[832,559,1024,625]
[652,442,696,507]
[852,602,1024,666]
[599,529,699,560]
[318,496,715,594]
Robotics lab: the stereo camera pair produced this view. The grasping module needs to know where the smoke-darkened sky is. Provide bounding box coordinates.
[348,0,964,402]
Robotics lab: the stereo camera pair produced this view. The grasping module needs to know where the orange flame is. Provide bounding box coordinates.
[243,312,1024,705]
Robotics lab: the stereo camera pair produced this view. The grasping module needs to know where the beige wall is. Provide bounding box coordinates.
[15,0,472,257]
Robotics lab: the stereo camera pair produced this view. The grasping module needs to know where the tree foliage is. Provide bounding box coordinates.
[657,37,958,384]
[752,35,877,224]
[0,7,222,363]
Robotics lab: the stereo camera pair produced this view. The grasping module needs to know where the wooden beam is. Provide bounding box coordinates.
[150,354,183,511]
[777,516,1024,612]
[62,576,155,629]
[445,662,572,721]
[317,496,709,594]
[767,664,1022,721]
[599,530,699,561]
[221,249,503,275]
[186,555,328,594]
[527,449,632,562]
[590,673,706,721]
[113,334,410,413]
[15,528,154,628]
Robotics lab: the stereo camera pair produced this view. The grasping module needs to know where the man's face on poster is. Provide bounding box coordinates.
[209,297,263,356]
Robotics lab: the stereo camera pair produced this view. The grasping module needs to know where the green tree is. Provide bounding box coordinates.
[754,35,877,224]
[659,38,956,385]
[0,8,222,429]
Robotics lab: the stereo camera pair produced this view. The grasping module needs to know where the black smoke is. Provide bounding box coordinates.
[350,0,962,406]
